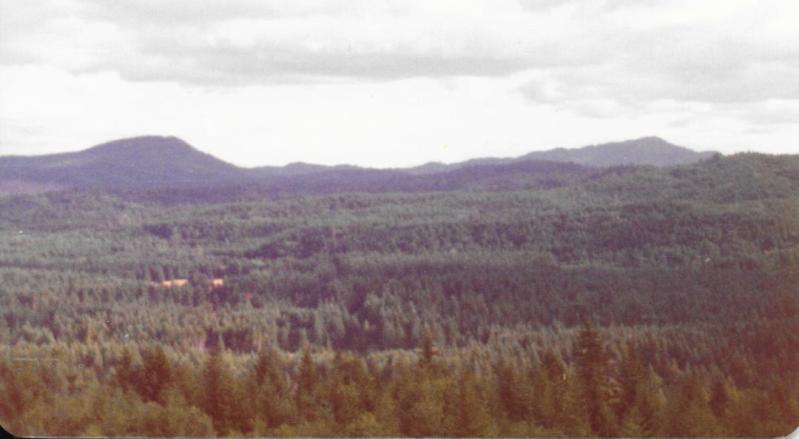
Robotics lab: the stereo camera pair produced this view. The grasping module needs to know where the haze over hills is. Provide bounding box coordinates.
[520,136,718,167]
[404,136,717,174]
[0,135,719,197]
[0,136,243,192]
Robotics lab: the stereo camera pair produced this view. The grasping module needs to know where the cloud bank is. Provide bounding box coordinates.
[1,0,797,165]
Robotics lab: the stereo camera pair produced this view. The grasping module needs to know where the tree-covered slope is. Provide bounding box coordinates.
[1,146,797,437]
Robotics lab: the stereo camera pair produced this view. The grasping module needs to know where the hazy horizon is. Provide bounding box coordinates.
[0,134,725,169]
[1,0,798,168]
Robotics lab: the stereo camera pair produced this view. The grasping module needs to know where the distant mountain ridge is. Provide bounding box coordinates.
[404,137,716,174]
[0,136,243,191]
[521,136,717,167]
[0,135,717,196]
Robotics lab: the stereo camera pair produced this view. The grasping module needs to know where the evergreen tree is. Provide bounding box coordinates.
[137,346,171,404]
[453,371,493,437]
[399,377,445,437]
[532,349,566,428]
[295,347,321,423]
[665,372,723,437]
[634,366,666,436]
[556,371,592,436]
[252,347,292,429]
[397,345,446,437]
[709,375,739,423]
[495,360,530,422]
[574,320,617,436]
[113,348,136,394]
[616,342,645,422]
[202,344,237,435]
[327,352,371,427]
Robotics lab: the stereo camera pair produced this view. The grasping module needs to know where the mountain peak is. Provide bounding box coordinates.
[86,136,198,158]
[626,136,672,146]
[611,136,684,150]
[93,135,185,145]
[0,135,719,196]
[588,136,678,150]
[521,136,714,167]
[632,135,668,142]
[0,135,243,191]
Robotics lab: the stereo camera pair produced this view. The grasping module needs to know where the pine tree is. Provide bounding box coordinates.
[574,320,617,436]
[202,344,237,435]
[634,366,666,436]
[328,352,370,427]
[399,378,445,437]
[253,347,292,429]
[295,347,321,422]
[495,360,530,422]
[616,342,645,422]
[113,348,136,393]
[397,344,446,437]
[533,349,566,428]
[138,346,171,404]
[453,371,493,437]
[709,376,739,422]
[665,372,722,436]
[556,371,592,436]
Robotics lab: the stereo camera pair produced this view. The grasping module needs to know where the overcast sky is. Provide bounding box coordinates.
[1,0,797,167]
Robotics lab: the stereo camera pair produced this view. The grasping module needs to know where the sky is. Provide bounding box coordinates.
[0,0,797,168]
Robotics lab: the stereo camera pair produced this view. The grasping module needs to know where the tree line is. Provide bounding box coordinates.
[3,323,797,437]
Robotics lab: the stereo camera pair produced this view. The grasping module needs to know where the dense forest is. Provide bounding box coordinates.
[1,150,798,436]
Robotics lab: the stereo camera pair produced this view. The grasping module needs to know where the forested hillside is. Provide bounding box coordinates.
[1,151,798,436]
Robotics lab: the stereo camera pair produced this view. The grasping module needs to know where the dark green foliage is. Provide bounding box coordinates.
[202,345,240,435]
[1,322,798,436]
[137,346,171,404]
[1,151,798,436]
[575,321,617,436]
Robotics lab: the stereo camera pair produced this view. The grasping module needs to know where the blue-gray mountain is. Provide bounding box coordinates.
[0,136,716,197]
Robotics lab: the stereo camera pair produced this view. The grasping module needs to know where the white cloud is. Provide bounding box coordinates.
[1,0,798,164]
